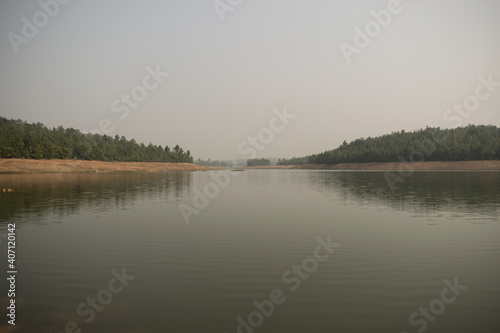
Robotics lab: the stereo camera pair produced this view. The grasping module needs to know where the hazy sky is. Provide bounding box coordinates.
[1,0,499,160]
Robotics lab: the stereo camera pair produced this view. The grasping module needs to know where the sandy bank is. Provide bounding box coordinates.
[0,158,217,174]
[244,161,500,170]
[1,159,499,174]
[293,160,500,170]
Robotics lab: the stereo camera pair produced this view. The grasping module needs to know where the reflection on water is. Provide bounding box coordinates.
[1,171,499,224]
[306,171,500,221]
[0,170,499,333]
[0,172,193,223]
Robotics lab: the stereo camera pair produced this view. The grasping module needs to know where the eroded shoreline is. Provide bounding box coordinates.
[1,159,499,174]
[245,160,500,171]
[0,158,217,174]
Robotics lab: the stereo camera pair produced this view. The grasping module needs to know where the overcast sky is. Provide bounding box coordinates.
[1,0,499,160]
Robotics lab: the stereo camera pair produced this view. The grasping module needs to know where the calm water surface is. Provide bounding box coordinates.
[0,170,499,332]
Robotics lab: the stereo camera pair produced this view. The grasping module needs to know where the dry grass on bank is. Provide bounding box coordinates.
[0,158,216,174]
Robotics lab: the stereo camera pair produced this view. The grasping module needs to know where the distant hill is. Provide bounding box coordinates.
[279,125,500,165]
[0,117,193,163]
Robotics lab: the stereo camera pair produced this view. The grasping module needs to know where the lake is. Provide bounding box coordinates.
[0,170,499,333]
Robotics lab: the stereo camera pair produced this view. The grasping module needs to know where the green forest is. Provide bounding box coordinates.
[194,158,233,167]
[247,158,271,166]
[0,117,193,163]
[277,156,309,166]
[279,125,500,165]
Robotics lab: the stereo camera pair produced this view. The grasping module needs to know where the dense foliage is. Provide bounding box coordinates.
[281,125,500,165]
[277,156,309,165]
[247,158,271,166]
[194,158,233,167]
[0,117,193,163]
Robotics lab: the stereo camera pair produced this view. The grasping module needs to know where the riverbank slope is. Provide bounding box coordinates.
[0,158,216,174]
[247,161,500,170]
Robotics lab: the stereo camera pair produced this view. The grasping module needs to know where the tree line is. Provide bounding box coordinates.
[194,158,233,167]
[247,158,271,166]
[279,125,500,165]
[0,117,193,163]
[277,156,308,165]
